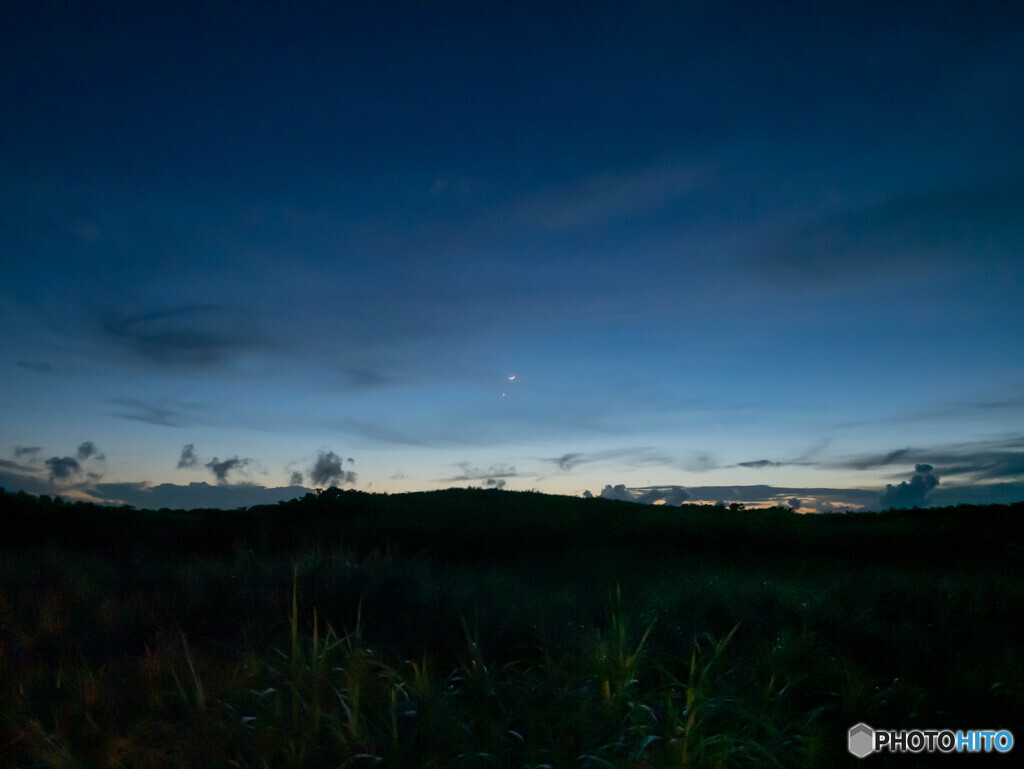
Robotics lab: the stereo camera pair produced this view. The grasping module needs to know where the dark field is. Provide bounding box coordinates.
[2,487,1022,768]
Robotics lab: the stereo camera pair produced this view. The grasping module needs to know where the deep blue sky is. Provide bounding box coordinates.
[2,1,1023,511]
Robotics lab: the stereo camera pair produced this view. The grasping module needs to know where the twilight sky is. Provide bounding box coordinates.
[2,1,1023,512]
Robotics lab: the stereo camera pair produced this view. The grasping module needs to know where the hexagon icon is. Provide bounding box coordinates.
[848,722,875,758]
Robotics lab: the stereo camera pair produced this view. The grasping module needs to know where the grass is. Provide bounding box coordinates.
[2,489,1023,767]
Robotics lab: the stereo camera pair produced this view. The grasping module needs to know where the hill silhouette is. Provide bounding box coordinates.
[4,485,1023,568]
[3,485,1023,767]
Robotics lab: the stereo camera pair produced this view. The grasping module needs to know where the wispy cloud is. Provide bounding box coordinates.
[99,303,265,368]
[0,458,39,474]
[443,462,520,484]
[836,448,913,471]
[16,360,54,374]
[341,419,431,447]
[760,179,1024,288]
[836,393,1024,430]
[512,162,707,232]
[90,481,308,510]
[543,447,674,473]
[111,398,187,427]
[733,446,822,470]
[736,459,781,469]
[339,369,391,391]
[0,464,53,497]
[831,436,1024,481]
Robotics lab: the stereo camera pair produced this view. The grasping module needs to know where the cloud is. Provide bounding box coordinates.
[940,452,1024,481]
[76,441,102,461]
[289,471,304,485]
[792,438,832,462]
[513,162,705,232]
[737,459,782,469]
[178,444,200,469]
[598,484,636,502]
[928,481,1024,507]
[72,221,101,242]
[205,456,250,484]
[833,437,1024,482]
[16,360,54,374]
[833,448,912,471]
[341,419,431,446]
[112,398,184,427]
[100,303,262,367]
[310,451,356,487]
[734,450,819,470]
[0,458,39,474]
[0,464,54,496]
[584,483,881,510]
[591,484,692,506]
[682,452,719,473]
[894,394,1024,425]
[544,447,674,473]
[445,462,519,481]
[641,486,692,505]
[878,464,940,509]
[551,452,586,471]
[444,462,518,488]
[341,369,390,390]
[762,179,1024,287]
[13,446,42,459]
[787,497,801,509]
[45,456,82,483]
[90,481,309,510]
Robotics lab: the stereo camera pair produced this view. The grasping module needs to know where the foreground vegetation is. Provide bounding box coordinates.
[2,488,1023,767]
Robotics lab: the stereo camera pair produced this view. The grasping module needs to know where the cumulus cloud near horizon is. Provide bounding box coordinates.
[310,451,356,487]
[878,464,940,509]
[442,461,519,489]
[90,481,309,510]
[588,484,692,505]
[583,483,880,511]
